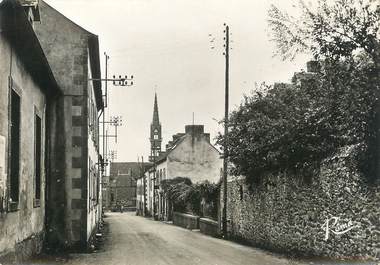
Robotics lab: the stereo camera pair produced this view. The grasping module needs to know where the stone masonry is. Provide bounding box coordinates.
[224,144,380,260]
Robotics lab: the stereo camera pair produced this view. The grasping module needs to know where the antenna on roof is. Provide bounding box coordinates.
[192,112,195,126]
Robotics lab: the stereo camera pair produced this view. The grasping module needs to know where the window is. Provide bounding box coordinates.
[153,129,159,140]
[34,114,42,206]
[10,89,20,205]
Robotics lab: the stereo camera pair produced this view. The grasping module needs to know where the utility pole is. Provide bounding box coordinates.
[152,142,156,220]
[92,52,133,174]
[100,116,123,144]
[108,150,117,162]
[222,23,230,238]
[137,156,140,214]
[103,52,109,172]
[142,156,146,216]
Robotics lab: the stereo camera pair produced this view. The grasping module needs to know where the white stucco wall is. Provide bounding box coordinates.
[0,34,47,255]
[166,134,222,184]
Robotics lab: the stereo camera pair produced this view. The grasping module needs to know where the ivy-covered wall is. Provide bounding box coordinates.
[224,145,380,260]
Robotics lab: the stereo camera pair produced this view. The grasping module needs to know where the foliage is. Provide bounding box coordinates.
[197,181,220,204]
[161,177,194,213]
[162,178,219,217]
[216,0,380,184]
[268,0,380,62]
[217,57,379,184]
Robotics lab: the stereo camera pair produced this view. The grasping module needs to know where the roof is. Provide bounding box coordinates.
[37,0,103,109]
[88,34,103,111]
[1,0,61,97]
[155,126,221,166]
[110,162,152,180]
[152,93,160,125]
[155,135,186,164]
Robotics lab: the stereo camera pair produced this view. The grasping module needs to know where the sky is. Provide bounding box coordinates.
[45,0,309,162]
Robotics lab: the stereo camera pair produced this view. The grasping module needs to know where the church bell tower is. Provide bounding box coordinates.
[150,93,162,162]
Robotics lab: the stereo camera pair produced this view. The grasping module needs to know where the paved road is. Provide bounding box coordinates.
[28,213,374,265]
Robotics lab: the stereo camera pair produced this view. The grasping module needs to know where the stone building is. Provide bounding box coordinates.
[108,162,141,211]
[147,125,222,220]
[0,0,61,261]
[108,162,151,212]
[136,172,146,216]
[34,0,103,250]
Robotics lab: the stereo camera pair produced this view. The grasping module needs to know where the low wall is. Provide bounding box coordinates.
[0,231,44,264]
[199,218,220,238]
[223,145,380,260]
[173,212,199,230]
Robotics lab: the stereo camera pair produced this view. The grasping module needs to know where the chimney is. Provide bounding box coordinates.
[185,125,204,136]
[204,133,210,143]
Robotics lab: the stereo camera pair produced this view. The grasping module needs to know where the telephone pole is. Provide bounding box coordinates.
[222,23,230,238]
[152,142,157,220]
[142,156,147,216]
[103,53,109,171]
[94,52,133,172]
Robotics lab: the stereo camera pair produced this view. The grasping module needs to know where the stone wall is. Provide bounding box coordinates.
[35,1,102,250]
[199,218,220,238]
[173,212,199,230]
[224,145,380,260]
[0,232,44,264]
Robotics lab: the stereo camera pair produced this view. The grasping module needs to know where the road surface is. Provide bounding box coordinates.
[29,213,373,265]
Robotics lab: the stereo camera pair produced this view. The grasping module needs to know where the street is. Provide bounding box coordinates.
[27,212,377,265]
[29,212,305,265]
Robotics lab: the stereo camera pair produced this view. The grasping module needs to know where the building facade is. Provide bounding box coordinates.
[109,162,152,212]
[0,0,61,261]
[146,125,223,220]
[34,0,103,250]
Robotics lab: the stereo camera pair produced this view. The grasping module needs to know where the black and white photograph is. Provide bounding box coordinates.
[0,0,379,264]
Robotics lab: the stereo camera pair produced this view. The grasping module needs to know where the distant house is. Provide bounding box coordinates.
[0,0,61,261]
[34,0,103,250]
[136,173,146,216]
[146,125,223,220]
[108,162,151,212]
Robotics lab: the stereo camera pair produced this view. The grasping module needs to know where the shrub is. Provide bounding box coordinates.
[162,178,220,217]
[217,57,379,185]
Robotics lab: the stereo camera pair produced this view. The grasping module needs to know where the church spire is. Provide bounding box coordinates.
[150,93,162,162]
[152,93,160,124]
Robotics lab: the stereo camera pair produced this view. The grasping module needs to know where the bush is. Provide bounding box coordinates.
[162,178,220,217]
[217,57,379,185]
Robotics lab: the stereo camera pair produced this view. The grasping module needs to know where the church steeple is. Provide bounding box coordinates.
[153,93,160,124]
[150,93,162,162]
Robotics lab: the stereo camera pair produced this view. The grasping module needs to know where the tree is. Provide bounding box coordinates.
[218,58,378,184]
[268,0,380,63]
[268,0,380,181]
